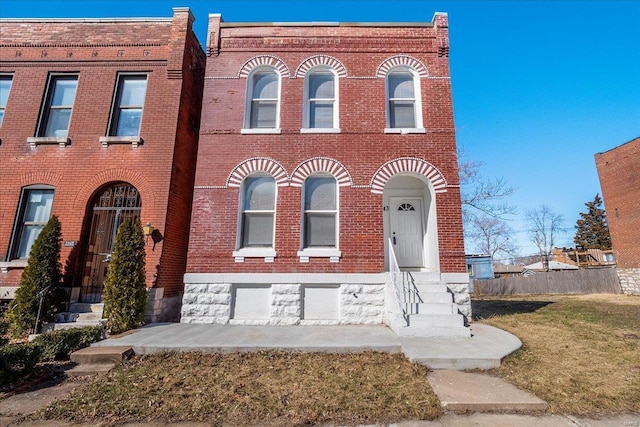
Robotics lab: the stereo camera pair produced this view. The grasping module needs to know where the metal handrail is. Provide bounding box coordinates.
[389,239,425,326]
[388,238,409,325]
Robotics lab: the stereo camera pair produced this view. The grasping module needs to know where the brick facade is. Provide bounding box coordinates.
[0,8,205,320]
[184,13,469,325]
[595,137,640,295]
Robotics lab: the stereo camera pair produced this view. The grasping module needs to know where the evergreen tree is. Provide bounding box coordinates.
[4,216,63,337]
[574,194,611,250]
[102,218,147,334]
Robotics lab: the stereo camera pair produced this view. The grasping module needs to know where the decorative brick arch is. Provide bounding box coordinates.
[295,55,348,78]
[370,158,447,194]
[290,157,352,187]
[19,171,63,187]
[238,55,290,78]
[376,55,429,78]
[227,157,289,188]
[72,168,154,213]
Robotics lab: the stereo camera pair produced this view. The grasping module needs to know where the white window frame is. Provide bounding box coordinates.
[7,185,55,260]
[34,73,78,143]
[384,66,425,134]
[241,67,281,134]
[301,66,340,133]
[100,73,148,147]
[0,73,13,128]
[297,174,341,262]
[232,174,277,262]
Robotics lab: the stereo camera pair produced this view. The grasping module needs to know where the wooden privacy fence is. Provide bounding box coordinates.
[475,267,621,295]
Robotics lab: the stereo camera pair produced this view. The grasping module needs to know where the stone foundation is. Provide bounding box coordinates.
[617,268,640,296]
[145,288,183,322]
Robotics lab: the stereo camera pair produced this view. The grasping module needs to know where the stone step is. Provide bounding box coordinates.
[406,292,453,304]
[69,302,104,313]
[42,319,105,332]
[67,363,114,377]
[409,313,465,328]
[71,346,133,366]
[414,283,449,293]
[395,324,471,338]
[414,302,457,315]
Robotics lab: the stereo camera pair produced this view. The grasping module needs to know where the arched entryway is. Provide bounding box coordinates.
[79,182,141,302]
[383,174,439,272]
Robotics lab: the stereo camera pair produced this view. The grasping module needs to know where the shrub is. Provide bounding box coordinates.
[32,326,105,362]
[0,318,9,346]
[103,218,147,335]
[4,216,64,337]
[0,342,41,388]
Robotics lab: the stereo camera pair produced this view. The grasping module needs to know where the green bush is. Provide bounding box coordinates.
[103,218,147,335]
[0,318,9,346]
[32,326,105,362]
[4,216,64,337]
[0,342,41,388]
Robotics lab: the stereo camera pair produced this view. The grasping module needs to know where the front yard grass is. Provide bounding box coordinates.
[475,294,640,416]
[38,351,441,426]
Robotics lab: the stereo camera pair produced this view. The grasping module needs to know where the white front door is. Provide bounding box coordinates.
[390,197,424,268]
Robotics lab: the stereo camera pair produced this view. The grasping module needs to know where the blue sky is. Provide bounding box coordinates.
[2,0,639,257]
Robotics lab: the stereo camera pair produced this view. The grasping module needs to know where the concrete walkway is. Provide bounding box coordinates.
[92,322,521,370]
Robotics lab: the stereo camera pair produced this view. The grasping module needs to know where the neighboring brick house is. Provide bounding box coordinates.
[0,8,205,321]
[183,13,471,336]
[595,137,640,295]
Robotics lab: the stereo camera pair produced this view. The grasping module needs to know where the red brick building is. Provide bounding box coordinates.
[595,137,640,295]
[183,13,470,336]
[0,8,205,320]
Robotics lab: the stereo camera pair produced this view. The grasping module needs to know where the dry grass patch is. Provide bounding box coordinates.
[39,351,440,426]
[476,294,640,416]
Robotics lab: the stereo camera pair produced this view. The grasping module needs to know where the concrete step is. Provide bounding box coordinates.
[69,302,104,313]
[396,325,471,338]
[427,370,548,412]
[71,346,133,365]
[415,283,449,293]
[409,313,465,328]
[42,319,105,332]
[414,302,457,315]
[416,292,454,304]
[67,363,114,377]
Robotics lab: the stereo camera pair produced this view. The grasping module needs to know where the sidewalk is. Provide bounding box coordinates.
[2,322,638,426]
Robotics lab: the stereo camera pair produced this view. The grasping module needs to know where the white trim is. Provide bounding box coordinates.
[300,128,341,134]
[99,136,143,148]
[184,272,389,284]
[232,248,277,263]
[300,174,339,254]
[243,66,281,130]
[297,248,342,263]
[302,66,339,130]
[384,128,426,134]
[384,66,423,130]
[0,261,28,273]
[240,128,282,134]
[27,137,70,149]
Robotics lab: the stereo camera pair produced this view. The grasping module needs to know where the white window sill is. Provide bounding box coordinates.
[384,128,426,134]
[0,260,28,273]
[240,128,281,135]
[300,128,341,134]
[232,248,277,263]
[99,136,143,148]
[297,248,341,263]
[27,137,70,149]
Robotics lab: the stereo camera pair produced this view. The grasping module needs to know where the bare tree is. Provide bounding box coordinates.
[526,205,564,260]
[466,214,519,261]
[459,158,516,220]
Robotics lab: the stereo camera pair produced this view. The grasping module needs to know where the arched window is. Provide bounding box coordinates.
[303,67,338,131]
[244,67,280,131]
[9,185,55,259]
[302,175,337,248]
[239,175,276,248]
[385,67,423,131]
